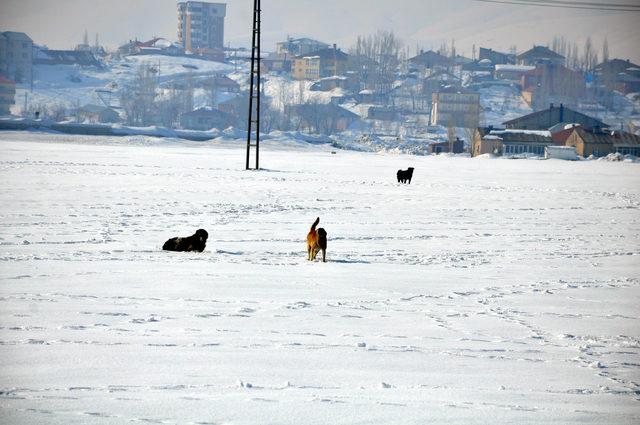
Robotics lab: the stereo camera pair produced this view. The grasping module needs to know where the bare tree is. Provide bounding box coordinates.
[582,36,598,72]
[438,41,449,58]
[120,64,159,126]
[349,30,403,93]
[602,37,609,63]
[447,117,456,153]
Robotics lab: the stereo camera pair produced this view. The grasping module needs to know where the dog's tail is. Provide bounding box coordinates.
[310,217,320,232]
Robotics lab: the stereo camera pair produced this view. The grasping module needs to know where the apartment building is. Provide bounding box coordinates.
[292,46,349,80]
[293,56,321,80]
[177,1,226,51]
[430,88,480,127]
[0,31,33,83]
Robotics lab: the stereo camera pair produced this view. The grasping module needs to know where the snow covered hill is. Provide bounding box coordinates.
[0,131,638,424]
[16,55,234,114]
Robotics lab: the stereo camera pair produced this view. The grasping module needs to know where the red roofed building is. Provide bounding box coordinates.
[551,125,581,145]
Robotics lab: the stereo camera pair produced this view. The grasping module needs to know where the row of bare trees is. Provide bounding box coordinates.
[549,35,607,73]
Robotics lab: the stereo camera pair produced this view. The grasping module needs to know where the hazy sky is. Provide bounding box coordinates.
[1,0,639,61]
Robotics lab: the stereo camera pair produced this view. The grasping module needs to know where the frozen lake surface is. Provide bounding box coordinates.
[0,132,639,424]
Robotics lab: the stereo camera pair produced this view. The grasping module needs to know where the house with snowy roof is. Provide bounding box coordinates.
[429,138,465,154]
[422,70,461,97]
[203,74,240,93]
[479,47,515,65]
[287,103,359,134]
[77,104,120,124]
[277,37,329,57]
[594,59,640,94]
[180,107,235,131]
[517,46,565,67]
[409,50,453,71]
[565,127,640,157]
[471,127,555,157]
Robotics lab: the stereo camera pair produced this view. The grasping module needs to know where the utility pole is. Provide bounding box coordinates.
[246,0,261,170]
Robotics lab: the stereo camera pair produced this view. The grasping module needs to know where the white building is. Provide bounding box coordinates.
[177,1,226,52]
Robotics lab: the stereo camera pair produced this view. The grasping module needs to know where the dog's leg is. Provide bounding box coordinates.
[322,249,326,263]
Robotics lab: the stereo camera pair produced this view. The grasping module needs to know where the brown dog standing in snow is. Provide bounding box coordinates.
[307,217,327,262]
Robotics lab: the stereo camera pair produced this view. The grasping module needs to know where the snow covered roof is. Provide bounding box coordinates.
[281,37,328,46]
[491,129,552,137]
[301,48,349,61]
[547,146,576,150]
[495,64,536,72]
[320,75,347,81]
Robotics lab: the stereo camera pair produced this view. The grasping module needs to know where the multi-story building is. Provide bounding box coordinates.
[293,56,321,80]
[0,33,6,77]
[177,1,226,52]
[0,31,33,83]
[0,75,16,115]
[430,88,480,127]
[292,46,348,80]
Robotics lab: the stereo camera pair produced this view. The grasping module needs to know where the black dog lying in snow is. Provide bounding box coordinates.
[163,229,209,252]
[397,167,415,184]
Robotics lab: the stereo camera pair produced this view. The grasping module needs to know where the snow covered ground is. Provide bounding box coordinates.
[0,131,639,424]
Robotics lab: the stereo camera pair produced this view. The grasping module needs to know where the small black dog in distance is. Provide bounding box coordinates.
[397,167,415,184]
[163,229,209,253]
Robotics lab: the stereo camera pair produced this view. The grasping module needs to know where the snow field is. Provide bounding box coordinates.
[0,131,639,424]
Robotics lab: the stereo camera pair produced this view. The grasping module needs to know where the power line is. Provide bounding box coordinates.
[470,0,640,11]
[520,0,639,7]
